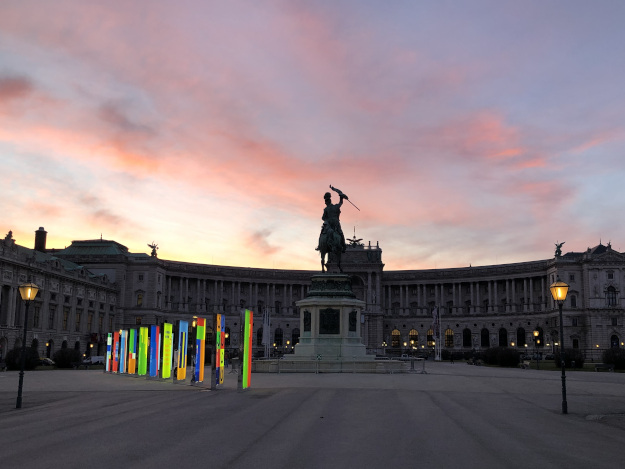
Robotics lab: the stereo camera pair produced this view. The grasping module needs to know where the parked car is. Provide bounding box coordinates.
[39,357,55,366]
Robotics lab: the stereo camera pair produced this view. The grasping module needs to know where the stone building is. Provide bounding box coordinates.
[0,229,117,361]
[1,227,623,362]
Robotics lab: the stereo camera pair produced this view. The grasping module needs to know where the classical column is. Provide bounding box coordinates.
[523,278,528,312]
[505,280,510,313]
[7,286,17,327]
[494,281,499,313]
[165,275,174,310]
[178,278,183,311]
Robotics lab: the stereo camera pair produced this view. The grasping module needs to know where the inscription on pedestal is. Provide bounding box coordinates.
[319,308,340,334]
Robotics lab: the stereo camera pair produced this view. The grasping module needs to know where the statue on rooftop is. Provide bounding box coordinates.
[148,242,158,258]
[555,241,565,257]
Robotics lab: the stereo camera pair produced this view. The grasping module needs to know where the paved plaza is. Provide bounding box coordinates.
[1,362,624,469]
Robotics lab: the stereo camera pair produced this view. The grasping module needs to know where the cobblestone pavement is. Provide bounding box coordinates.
[1,362,624,469]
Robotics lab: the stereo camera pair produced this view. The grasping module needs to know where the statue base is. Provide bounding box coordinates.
[293,274,372,362]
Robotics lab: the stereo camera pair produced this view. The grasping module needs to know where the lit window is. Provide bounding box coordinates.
[445,329,454,347]
[392,329,401,347]
[427,328,434,347]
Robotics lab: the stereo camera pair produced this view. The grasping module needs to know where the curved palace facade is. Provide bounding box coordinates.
[1,227,623,362]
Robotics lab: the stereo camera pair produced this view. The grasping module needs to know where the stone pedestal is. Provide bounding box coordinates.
[293,274,372,361]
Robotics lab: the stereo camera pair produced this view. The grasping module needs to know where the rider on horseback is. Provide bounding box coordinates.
[316,190,347,253]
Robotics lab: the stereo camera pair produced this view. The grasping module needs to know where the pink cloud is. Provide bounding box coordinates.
[0,75,34,102]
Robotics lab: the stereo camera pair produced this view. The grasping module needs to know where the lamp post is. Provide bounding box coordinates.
[550,277,569,414]
[16,282,39,409]
[533,329,540,370]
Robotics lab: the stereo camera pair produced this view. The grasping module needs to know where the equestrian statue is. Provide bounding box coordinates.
[316,185,359,273]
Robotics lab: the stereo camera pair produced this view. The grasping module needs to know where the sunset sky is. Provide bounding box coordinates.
[2,1,624,271]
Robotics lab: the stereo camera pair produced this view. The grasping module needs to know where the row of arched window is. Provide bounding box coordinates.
[390,327,550,348]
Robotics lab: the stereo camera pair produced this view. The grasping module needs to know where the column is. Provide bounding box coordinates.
[178,278,183,311]
[185,278,189,312]
[493,280,498,313]
[167,276,172,308]
[523,278,528,312]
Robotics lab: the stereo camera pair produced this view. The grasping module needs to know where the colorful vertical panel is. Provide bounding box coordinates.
[149,325,160,377]
[112,331,120,373]
[242,310,253,389]
[128,329,137,374]
[194,318,206,383]
[162,323,173,379]
[119,330,128,374]
[106,333,112,372]
[138,326,148,376]
[215,314,224,385]
[177,320,189,380]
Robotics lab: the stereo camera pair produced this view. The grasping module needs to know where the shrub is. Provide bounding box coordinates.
[602,348,625,370]
[497,347,521,367]
[483,347,520,367]
[554,348,585,368]
[482,347,499,365]
[5,347,40,371]
[53,348,81,368]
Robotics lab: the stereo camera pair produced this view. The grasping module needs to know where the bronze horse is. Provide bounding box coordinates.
[318,223,343,273]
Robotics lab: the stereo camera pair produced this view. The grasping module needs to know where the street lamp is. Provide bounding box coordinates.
[16,282,39,409]
[533,329,540,370]
[550,277,569,414]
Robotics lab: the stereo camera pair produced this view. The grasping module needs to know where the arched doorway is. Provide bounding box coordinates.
[462,328,471,347]
[480,328,489,347]
[611,335,620,348]
[499,328,508,347]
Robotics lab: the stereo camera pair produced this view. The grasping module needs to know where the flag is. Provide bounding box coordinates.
[262,307,270,345]
[431,307,439,335]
